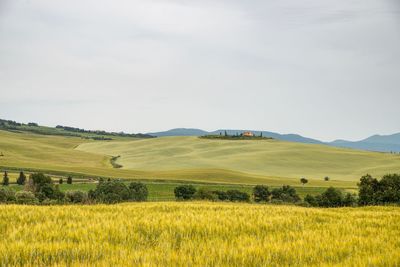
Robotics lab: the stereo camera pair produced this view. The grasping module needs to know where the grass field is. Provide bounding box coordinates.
[1,130,400,187]
[77,136,400,184]
[0,203,399,266]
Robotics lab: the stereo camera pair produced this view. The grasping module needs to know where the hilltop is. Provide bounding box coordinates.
[149,128,400,152]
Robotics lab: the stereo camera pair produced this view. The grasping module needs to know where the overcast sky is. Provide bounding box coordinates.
[0,0,399,141]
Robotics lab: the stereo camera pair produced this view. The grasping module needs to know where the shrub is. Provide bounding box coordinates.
[304,194,317,206]
[304,187,357,207]
[324,176,330,181]
[128,182,148,201]
[358,174,400,205]
[253,185,270,202]
[271,186,301,203]
[29,173,52,190]
[36,184,64,202]
[90,180,131,203]
[0,188,15,203]
[65,191,88,203]
[212,190,229,201]
[343,193,357,207]
[317,187,343,207]
[195,188,217,201]
[67,176,73,184]
[15,191,38,204]
[174,185,196,200]
[226,190,250,202]
[59,178,63,184]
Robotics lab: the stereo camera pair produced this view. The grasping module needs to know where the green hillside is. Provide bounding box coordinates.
[1,130,399,187]
[77,136,400,185]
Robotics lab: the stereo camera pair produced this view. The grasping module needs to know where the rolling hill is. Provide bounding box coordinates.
[2,128,400,187]
[77,136,400,185]
[149,128,400,152]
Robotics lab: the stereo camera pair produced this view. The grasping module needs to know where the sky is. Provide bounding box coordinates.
[0,0,399,142]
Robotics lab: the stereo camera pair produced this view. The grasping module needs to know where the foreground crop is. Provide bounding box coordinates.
[0,203,399,266]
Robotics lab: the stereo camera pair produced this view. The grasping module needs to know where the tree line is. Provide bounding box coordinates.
[1,172,399,207]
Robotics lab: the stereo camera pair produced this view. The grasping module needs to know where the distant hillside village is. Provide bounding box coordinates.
[201,131,273,140]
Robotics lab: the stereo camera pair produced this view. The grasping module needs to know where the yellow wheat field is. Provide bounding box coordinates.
[0,203,399,266]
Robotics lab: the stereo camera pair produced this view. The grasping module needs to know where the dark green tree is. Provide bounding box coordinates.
[128,182,148,201]
[300,177,308,186]
[67,176,73,184]
[358,174,379,205]
[271,185,301,203]
[59,178,63,184]
[253,185,270,202]
[2,171,9,186]
[17,171,26,185]
[89,180,131,203]
[226,190,250,202]
[174,185,196,200]
[324,176,330,181]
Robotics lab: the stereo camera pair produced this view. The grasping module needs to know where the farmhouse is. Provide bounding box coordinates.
[243,131,254,137]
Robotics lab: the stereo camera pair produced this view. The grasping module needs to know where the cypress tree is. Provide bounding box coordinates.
[2,171,9,186]
[16,171,26,185]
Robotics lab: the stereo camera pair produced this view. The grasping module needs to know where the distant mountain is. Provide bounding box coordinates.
[148,128,323,144]
[329,133,400,153]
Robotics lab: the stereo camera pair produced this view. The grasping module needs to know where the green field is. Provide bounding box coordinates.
[2,130,400,187]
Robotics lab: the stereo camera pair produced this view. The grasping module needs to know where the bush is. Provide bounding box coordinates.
[253,185,270,202]
[67,176,73,184]
[0,188,15,203]
[15,191,38,204]
[174,185,196,200]
[90,180,131,203]
[226,190,250,202]
[358,174,400,205]
[271,186,301,203]
[128,182,148,201]
[36,184,64,202]
[304,187,357,207]
[317,187,344,207]
[29,173,52,189]
[195,188,217,201]
[65,191,88,203]
[304,194,317,206]
[212,190,229,201]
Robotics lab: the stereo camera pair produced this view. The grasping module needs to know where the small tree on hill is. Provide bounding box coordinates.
[17,171,26,185]
[2,171,9,186]
[324,176,330,181]
[300,177,308,186]
[67,176,73,184]
[59,178,63,184]
[253,185,270,202]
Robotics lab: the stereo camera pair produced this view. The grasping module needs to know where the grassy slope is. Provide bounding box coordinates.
[78,136,400,184]
[2,130,400,187]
